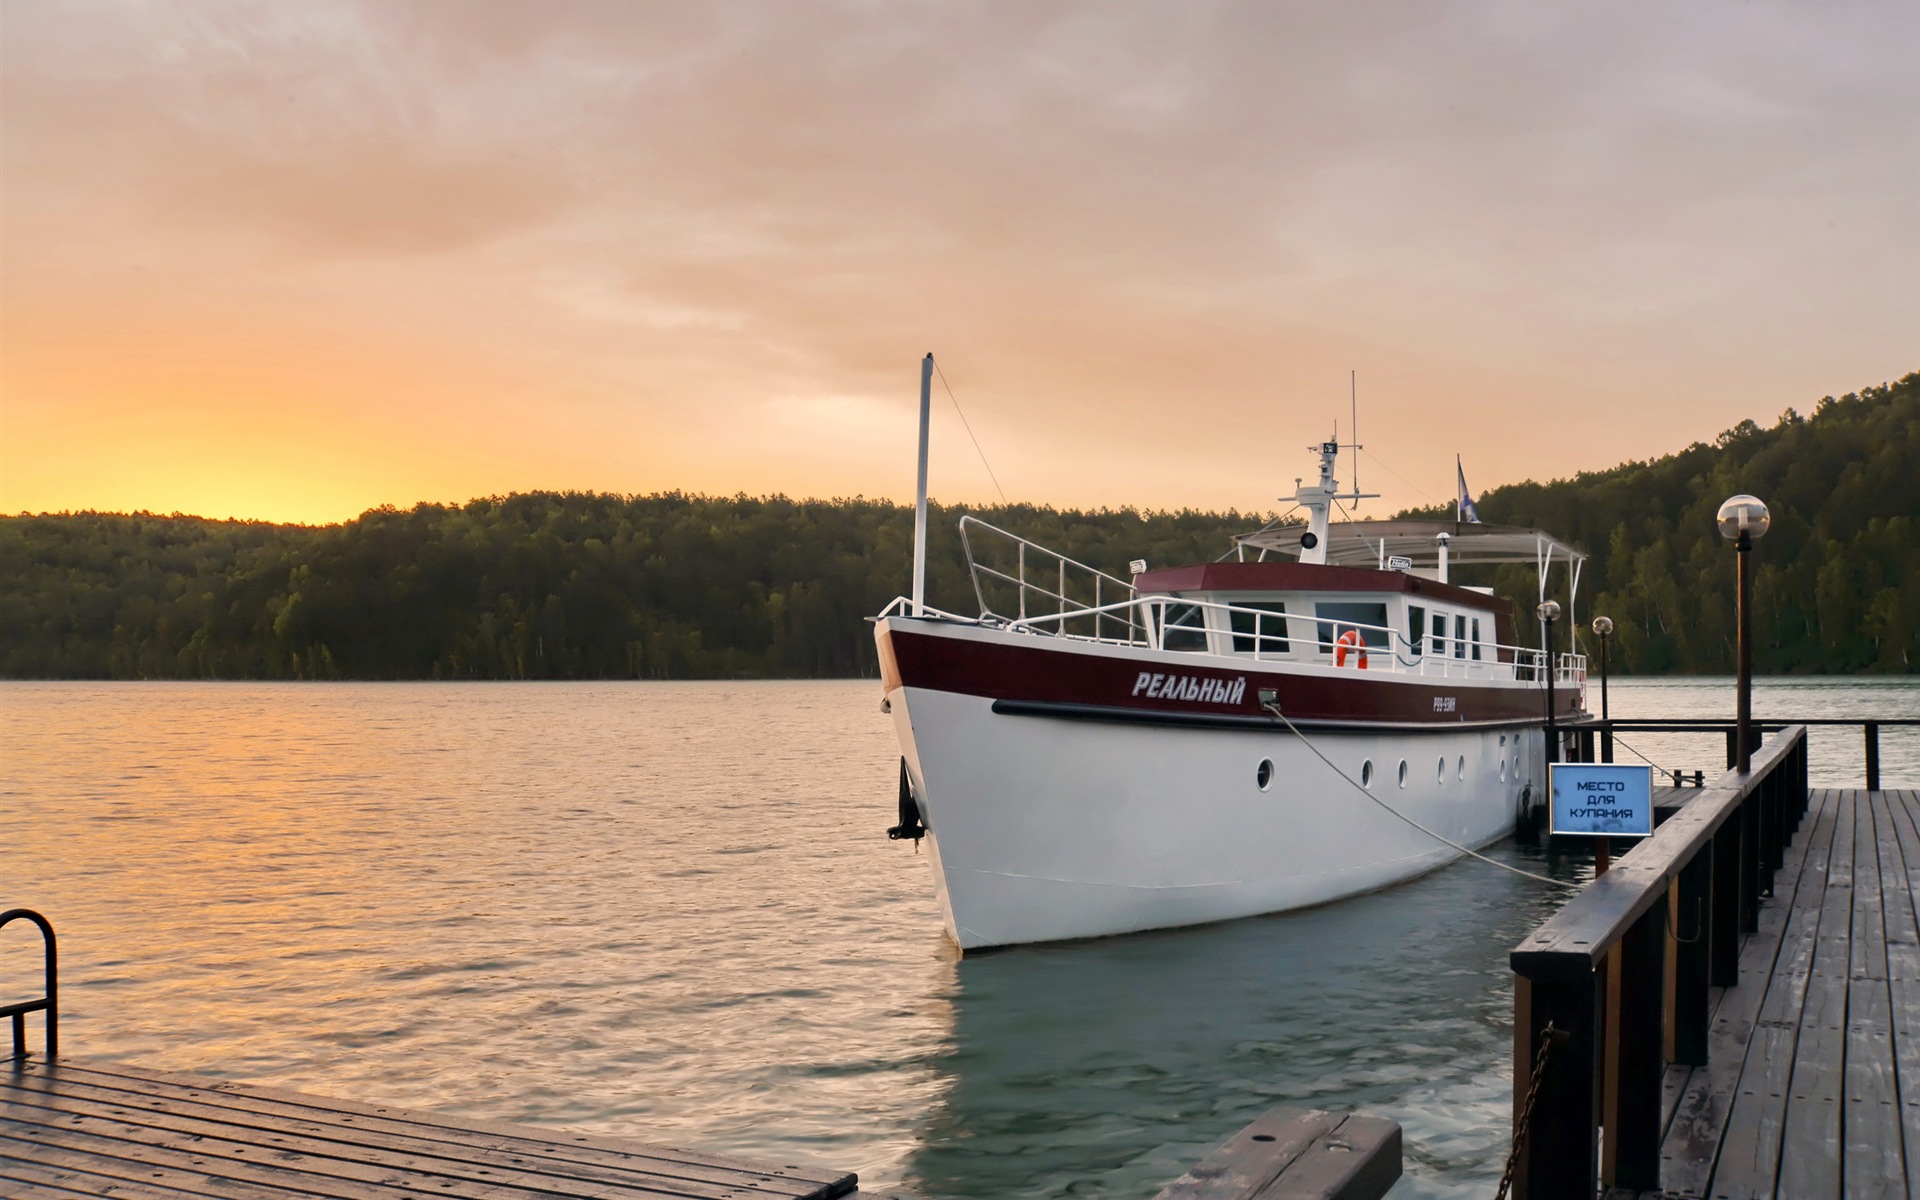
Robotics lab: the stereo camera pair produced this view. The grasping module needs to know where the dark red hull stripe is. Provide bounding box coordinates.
[883,624,1585,726]
[990,698,1580,735]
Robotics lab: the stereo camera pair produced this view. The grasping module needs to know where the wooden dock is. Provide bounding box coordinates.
[1,1057,880,1200]
[2,903,1400,1200]
[1647,786,1919,1200]
[1507,723,1919,1198]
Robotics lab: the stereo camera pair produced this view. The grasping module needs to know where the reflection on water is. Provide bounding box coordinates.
[1,678,1912,1199]
[914,839,1583,1199]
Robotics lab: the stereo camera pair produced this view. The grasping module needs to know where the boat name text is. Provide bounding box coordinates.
[1433,696,1457,713]
[1132,672,1246,705]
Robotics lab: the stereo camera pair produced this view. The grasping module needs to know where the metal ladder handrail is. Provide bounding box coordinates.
[957,515,1144,643]
[1,907,58,1060]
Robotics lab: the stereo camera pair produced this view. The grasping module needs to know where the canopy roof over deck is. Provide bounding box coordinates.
[1235,518,1587,569]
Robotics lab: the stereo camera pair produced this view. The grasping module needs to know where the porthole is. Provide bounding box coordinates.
[1397,760,1409,789]
[1500,758,1508,781]
[1437,756,1447,783]
[1513,755,1521,776]
[1360,760,1374,789]
[1499,734,1507,748]
[1458,755,1467,780]
[1256,759,1275,791]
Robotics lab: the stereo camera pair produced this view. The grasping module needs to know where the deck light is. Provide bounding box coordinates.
[1536,600,1560,623]
[1716,495,1770,544]
[1719,495,1769,772]
[1592,616,1614,752]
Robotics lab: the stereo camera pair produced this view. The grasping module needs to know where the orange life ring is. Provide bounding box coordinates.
[1335,628,1369,669]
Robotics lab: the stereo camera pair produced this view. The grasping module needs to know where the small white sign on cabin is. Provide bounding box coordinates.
[1550,763,1654,838]
[1386,555,1414,571]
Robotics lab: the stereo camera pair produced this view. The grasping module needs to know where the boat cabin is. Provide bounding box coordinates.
[1131,560,1515,671]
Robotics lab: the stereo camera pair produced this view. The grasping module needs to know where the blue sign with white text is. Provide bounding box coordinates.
[1550,763,1654,837]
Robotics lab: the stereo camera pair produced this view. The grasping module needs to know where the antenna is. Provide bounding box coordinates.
[1350,371,1358,507]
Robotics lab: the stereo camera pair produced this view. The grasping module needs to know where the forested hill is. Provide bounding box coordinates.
[1410,373,1917,674]
[2,373,1913,680]
[0,497,1256,679]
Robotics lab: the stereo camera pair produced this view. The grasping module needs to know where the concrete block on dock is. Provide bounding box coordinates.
[1152,1105,1401,1200]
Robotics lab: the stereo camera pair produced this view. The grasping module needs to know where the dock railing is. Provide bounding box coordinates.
[1505,725,1809,1198]
[1571,716,1914,788]
[1,907,59,1060]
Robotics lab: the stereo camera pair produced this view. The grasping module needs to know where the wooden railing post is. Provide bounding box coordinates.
[1796,737,1810,822]
[1709,818,1741,986]
[1865,722,1880,790]
[1513,963,1600,1199]
[1670,848,1712,1063]
[1738,794,1760,931]
[1604,894,1668,1189]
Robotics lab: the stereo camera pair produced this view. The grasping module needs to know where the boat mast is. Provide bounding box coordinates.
[1292,416,1378,566]
[912,353,933,616]
[1295,437,1339,565]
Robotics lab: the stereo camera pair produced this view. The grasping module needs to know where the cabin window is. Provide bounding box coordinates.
[1408,605,1427,656]
[1454,615,1468,659]
[1230,602,1290,654]
[1316,602,1390,655]
[1160,602,1209,652]
[1471,618,1483,661]
[1431,611,1448,658]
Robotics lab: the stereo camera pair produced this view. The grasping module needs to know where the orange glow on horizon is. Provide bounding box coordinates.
[3,4,1913,524]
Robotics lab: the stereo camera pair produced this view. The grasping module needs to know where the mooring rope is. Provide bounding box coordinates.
[1260,700,1582,893]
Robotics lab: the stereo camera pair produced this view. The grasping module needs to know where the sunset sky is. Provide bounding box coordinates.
[3,1,1914,525]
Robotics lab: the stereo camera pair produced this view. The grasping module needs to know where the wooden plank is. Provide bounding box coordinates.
[1842,793,1903,1199]
[1246,1114,1399,1200]
[1773,790,1855,1199]
[1872,789,1920,1200]
[16,1059,843,1189]
[1150,1107,1398,1200]
[1663,788,1837,1199]
[0,1090,788,1200]
[0,1112,750,1200]
[0,1155,245,1200]
[2,1069,823,1199]
[7,1059,848,1190]
[0,1127,411,1200]
[1150,1107,1340,1199]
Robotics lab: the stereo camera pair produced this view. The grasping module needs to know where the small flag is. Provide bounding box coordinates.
[1456,457,1482,524]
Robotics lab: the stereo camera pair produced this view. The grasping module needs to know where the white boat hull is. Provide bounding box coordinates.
[889,685,1545,949]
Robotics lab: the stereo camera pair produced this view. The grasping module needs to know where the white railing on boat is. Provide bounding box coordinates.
[881,516,1588,690]
[880,590,1586,688]
[999,595,1585,686]
[956,516,1148,645]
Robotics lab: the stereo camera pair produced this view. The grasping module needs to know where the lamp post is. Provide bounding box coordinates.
[1539,599,1561,765]
[1717,495,1770,773]
[1592,615,1614,763]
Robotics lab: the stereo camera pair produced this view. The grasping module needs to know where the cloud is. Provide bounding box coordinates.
[2,0,1914,521]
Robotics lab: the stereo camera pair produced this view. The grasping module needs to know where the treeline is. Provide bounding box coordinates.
[0,497,1256,679]
[2,373,1912,679]
[1421,373,1917,674]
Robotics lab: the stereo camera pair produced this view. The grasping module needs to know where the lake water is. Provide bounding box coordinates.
[2,678,1913,1197]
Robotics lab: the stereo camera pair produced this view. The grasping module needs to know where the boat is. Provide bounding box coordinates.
[875,360,1590,950]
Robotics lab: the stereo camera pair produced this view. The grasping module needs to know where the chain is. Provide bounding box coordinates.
[1494,1022,1562,1200]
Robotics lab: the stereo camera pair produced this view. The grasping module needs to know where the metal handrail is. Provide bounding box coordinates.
[957,516,1145,644]
[1001,593,1582,684]
[1,908,58,1060]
